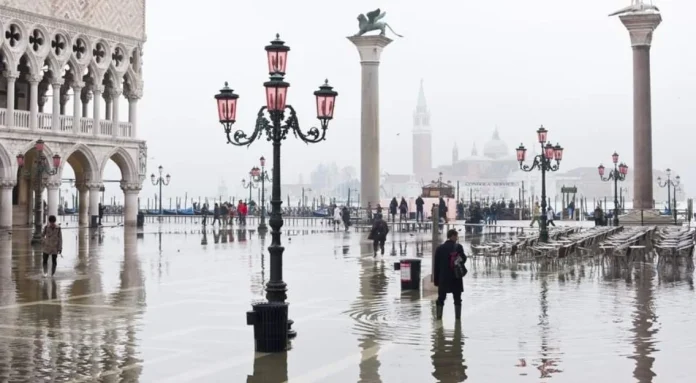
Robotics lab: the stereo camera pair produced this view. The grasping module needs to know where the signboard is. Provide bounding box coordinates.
[561,186,578,194]
[400,262,411,282]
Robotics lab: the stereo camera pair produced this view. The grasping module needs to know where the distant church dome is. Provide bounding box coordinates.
[483,128,509,159]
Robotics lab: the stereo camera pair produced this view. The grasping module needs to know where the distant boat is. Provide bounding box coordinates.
[313,208,329,217]
[177,207,195,215]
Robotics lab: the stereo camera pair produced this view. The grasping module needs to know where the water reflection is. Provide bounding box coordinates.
[352,242,389,383]
[536,276,563,379]
[431,314,467,382]
[630,267,658,383]
[246,352,288,383]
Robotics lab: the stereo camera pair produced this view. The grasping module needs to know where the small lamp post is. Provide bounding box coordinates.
[516,125,564,242]
[251,156,273,232]
[242,168,259,204]
[598,152,628,226]
[17,139,61,244]
[657,168,680,223]
[150,165,171,215]
[214,34,337,345]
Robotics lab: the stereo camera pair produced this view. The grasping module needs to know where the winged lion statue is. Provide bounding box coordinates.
[354,9,403,38]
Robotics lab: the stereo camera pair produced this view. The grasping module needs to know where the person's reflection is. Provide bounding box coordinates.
[201,229,208,245]
[399,242,407,256]
[630,267,658,383]
[39,279,61,328]
[390,241,397,256]
[247,352,288,383]
[416,241,424,257]
[213,229,221,244]
[355,242,389,382]
[221,229,228,243]
[431,313,467,382]
[343,244,350,255]
[238,229,247,242]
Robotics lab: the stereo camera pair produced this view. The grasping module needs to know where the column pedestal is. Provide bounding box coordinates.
[87,184,102,227]
[348,35,392,208]
[122,183,141,227]
[46,183,60,218]
[78,186,89,226]
[0,182,15,229]
[619,12,661,210]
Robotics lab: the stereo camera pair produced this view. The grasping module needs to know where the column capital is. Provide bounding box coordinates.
[72,80,85,90]
[51,77,64,87]
[120,182,142,193]
[28,74,43,84]
[85,182,103,190]
[81,88,93,103]
[92,84,105,94]
[620,12,662,47]
[3,70,19,80]
[0,179,17,188]
[347,35,393,63]
[45,181,62,189]
[125,80,144,100]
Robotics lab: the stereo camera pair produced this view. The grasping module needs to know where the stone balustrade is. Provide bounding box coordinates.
[0,108,134,138]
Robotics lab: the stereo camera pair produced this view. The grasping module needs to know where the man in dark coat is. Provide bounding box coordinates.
[389,197,398,222]
[434,229,467,320]
[415,196,424,222]
[438,197,448,223]
[369,214,389,256]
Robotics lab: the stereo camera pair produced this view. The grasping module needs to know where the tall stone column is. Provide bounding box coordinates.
[78,185,89,226]
[121,183,141,226]
[5,70,18,128]
[0,181,15,229]
[46,182,60,218]
[51,82,62,131]
[619,12,661,210]
[92,86,103,136]
[87,183,102,227]
[348,35,393,208]
[29,75,41,130]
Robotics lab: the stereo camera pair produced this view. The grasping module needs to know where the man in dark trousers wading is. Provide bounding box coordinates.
[434,229,467,320]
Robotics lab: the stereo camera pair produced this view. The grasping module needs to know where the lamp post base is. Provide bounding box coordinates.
[258,223,268,232]
[613,217,620,227]
[31,231,42,244]
[539,229,549,243]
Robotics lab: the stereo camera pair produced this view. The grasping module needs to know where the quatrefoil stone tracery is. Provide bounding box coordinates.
[29,29,44,52]
[5,25,21,47]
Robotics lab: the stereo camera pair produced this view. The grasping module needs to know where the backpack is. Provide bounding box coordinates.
[449,246,468,278]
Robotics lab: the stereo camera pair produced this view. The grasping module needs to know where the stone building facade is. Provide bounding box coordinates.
[0,0,146,227]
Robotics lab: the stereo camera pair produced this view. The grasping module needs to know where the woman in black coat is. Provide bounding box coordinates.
[433,229,466,320]
[368,214,389,256]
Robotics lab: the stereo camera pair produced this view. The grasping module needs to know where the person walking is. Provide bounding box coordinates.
[439,197,448,224]
[41,215,63,278]
[434,229,467,320]
[366,202,373,223]
[415,196,424,222]
[389,197,398,223]
[220,203,229,226]
[341,205,351,232]
[201,203,209,226]
[568,200,575,221]
[529,202,541,227]
[368,214,389,256]
[212,203,221,226]
[399,197,409,222]
[547,206,556,227]
[98,203,105,226]
[333,205,342,230]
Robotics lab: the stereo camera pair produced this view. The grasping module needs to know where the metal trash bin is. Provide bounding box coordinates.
[393,259,421,291]
[246,302,289,353]
[136,212,145,227]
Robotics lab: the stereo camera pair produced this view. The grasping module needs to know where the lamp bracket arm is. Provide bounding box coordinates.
[285,105,326,144]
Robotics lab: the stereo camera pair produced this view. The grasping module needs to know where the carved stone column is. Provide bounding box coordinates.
[0,180,16,229]
[29,74,42,130]
[46,181,61,218]
[92,85,103,136]
[619,12,661,210]
[51,80,63,131]
[4,70,18,128]
[347,35,393,208]
[86,182,102,227]
[121,183,142,226]
[77,184,89,226]
[110,88,122,137]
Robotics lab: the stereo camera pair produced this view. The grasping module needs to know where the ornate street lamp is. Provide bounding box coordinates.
[150,165,171,215]
[657,168,680,223]
[251,156,273,232]
[215,34,337,344]
[17,139,61,244]
[598,152,628,226]
[516,125,564,242]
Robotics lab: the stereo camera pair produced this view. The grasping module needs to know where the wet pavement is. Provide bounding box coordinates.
[0,222,694,382]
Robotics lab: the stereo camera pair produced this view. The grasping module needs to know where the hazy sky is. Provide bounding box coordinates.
[124,0,696,202]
